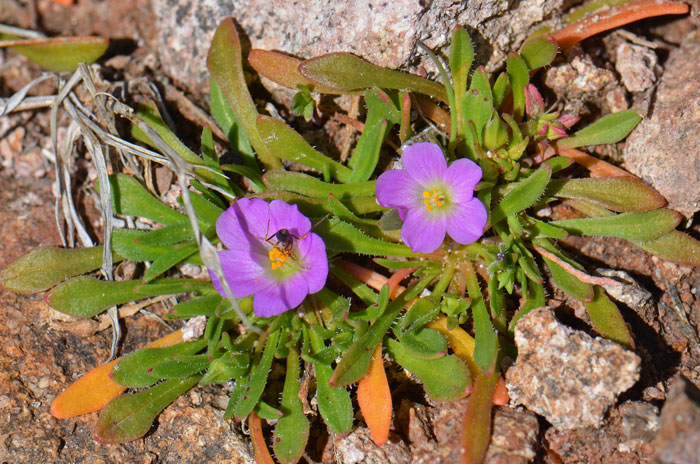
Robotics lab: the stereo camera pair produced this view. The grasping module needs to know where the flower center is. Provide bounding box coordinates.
[422,188,446,211]
[268,246,291,270]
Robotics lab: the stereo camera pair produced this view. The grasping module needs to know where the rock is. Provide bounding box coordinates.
[653,375,700,464]
[546,401,659,464]
[544,52,627,116]
[506,307,641,430]
[624,37,700,218]
[330,427,412,464]
[484,406,539,464]
[615,42,658,93]
[408,399,538,464]
[152,0,565,97]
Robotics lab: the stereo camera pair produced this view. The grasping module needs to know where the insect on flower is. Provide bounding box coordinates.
[209,198,328,317]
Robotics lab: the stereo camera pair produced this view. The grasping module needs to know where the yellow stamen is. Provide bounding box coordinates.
[268,246,289,270]
[422,189,446,211]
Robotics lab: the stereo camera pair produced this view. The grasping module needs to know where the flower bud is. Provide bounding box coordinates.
[483,110,509,151]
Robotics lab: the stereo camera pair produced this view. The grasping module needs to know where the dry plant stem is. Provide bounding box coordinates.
[552,0,689,50]
[249,412,276,464]
[555,146,635,178]
[533,245,623,286]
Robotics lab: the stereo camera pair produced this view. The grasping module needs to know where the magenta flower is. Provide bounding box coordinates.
[210,198,328,318]
[376,142,487,253]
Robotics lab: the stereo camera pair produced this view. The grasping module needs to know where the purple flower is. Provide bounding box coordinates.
[376,142,487,253]
[210,198,328,318]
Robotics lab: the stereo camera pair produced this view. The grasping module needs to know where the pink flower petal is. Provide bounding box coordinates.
[253,277,309,317]
[212,249,273,299]
[445,197,488,245]
[444,158,483,204]
[295,232,328,294]
[376,169,420,210]
[402,142,448,186]
[217,198,271,245]
[401,208,447,253]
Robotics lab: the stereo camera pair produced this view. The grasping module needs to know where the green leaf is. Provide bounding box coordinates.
[141,243,198,282]
[263,171,374,199]
[584,286,634,348]
[535,238,595,302]
[207,18,281,170]
[548,177,666,212]
[272,347,310,463]
[95,375,200,444]
[2,36,108,73]
[299,52,447,101]
[105,174,186,225]
[551,209,681,241]
[398,328,448,359]
[557,109,642,148]
[248,49,341,94]
[385,337,470,401]
[330,291,410,386]
[347,88,400,182]
[112,340,207,388]
[450,26,474,138]
[633,230,700,267]
[150,354,210,379]
[112,224,196,263]
[132,103,203,166]
[0,246,119,293]
[314,288,352,322]
[317,218,414,257]
[233,330,280,419]
[465,262,498,372]
[47,277,212,318]
[309,329,353,434]
[490,166,552,225]
[256,115,352,182]
[166,294,221,319]
[520,36,558,70]
[185,191,225,226]
[291,85,315,121]
[209,77,257,168]
[399,296,440,335]
[329,265,378,306]
[374,258,427,270]
[200,352,251,385]
[492,72,509,110]
[506,53,529,121]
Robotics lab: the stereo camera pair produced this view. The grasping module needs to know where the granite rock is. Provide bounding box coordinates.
[506,307,641,430]
[152,0,565,96]
[653,375,700,464]
[624,36,700,218]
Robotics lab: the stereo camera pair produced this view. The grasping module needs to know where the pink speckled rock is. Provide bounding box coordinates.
[152,0,565,96]
[506,307,641,430]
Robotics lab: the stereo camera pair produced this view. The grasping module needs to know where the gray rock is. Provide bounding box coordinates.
[653,375,700,464]
[624,38,700,218]
[506,307,641,430]
[152,0,565,96]
[615,42,658,93]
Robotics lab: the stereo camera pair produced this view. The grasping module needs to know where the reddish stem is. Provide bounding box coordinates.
[553,0,689,51]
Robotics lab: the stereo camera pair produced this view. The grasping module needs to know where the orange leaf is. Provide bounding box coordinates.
[492,375,510,406]
[555,146,635,179]
[552,0,688,50]
[50,329,183,419]
[51,0,73,5]
[249,411,276,464]
[357,343,392,446]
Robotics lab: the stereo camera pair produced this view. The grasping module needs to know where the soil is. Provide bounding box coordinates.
[1,1,699,464]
